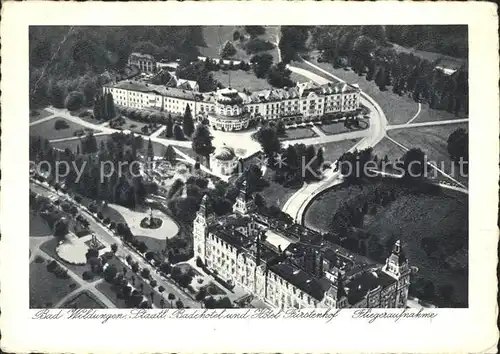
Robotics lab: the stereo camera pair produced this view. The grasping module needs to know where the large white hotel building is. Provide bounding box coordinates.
[103,78,361,131]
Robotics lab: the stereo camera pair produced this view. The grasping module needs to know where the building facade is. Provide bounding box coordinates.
[128,52,157,73]
[104,78,361,131]
[193,182,411,309]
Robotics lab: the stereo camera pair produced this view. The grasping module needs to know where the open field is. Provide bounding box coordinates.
[30,117,99,141]
[290,71,312,84]
[212,69,269,92]
[388,123,468,186]
[199,26,279,63]
[30,108,53,123]
[30,259,80,308]
[61,290,106,309]
[304,178,468,307]
[136,235,166,254]
[313,138,362,163]
[259,176,302,209]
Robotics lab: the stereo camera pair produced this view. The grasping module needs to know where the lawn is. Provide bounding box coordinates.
[212,69,270,92]
[313,138,362,163]
[30,108,53,123]
[388,123,469,186]
[281,127,318,140]
[297,59,427,125]
[259,172,303,208]
[30,117,99,141]
[30,212,52,237]
[412,103,466,124]
[40,237,93,282]
[136,235,166,254]
[371,137,406,162]
[318,119,369,136]
[290,71,311,84]
[61,290,106,309]
[30,259,80,308]
[304,178,468,307]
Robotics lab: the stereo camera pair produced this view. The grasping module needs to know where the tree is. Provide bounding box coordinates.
[104,92,116,119]
[255,127,281,160]
[403,148,426,179]
[173,125,185,141]
[53,218,69,238]
[141,268,151,279]
[182,105,195,137]
[316,147,325,168]
[164,145,177,164]
[250,53,274,78]
[275,120,286,136]
[111,243,118,253]
[267,63,294,88]
[49,83,65,108]
[175,300,184,309]
[233,31,241,41]
[166,114,174,138]
[147,138,154,161]
[191,124,215,169]
[447,128,468,163]
[219,40,237,59]
[104,264,118,282]
[65,91,85,111]
[245,26,266,37]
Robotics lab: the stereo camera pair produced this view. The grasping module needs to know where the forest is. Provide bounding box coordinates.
[29,26,205,108]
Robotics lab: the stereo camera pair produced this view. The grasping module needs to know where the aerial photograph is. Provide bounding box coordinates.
[29,25,468,310]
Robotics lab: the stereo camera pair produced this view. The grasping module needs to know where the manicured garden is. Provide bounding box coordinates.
[109,116,162,136]
[30,258,80,308]
[30,117,99,141]
[304,177,468,307]
[280,126,318,140]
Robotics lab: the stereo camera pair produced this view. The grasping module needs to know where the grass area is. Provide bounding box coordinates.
[412,103,466,124]
[30,117,99,141]
[136,235,165,254]
[304,178,468,307]
[313,138,362,163]
[49,134,110,153]
[371,137,406,162]
[290,71,311,84]
[30,212,53,237]
[40,237,93,282]
[61,290,106,309]
[260,172,302,208]
[30,259,80,308]
[30,108,53,123]
[281,127,318,140]
[388,123,468,186]
[199,26,279,63]
[318,119,369,136]
[213,69,270,92]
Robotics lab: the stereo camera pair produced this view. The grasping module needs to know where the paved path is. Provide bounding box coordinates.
[150,124,167,138]
[311,125,326,137]
[49,132,110,144]
[31,181,201,309]
[405,102,422,125]
[283,59,388,222]
[387,118,469,131]
[385,135,467,189]
[29,112,59,126]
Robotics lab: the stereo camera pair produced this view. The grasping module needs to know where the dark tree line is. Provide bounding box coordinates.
[93,92,116,121]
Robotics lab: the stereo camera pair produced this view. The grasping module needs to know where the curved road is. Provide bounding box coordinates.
[282,60,388,223]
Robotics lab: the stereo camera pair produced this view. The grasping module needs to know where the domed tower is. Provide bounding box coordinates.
[383,239,411,307]
[193,194,215,263]
[233,180,256,216]
[212,145,239,175]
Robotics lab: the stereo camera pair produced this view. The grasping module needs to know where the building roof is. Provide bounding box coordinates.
[263,229,293,253]
[214,146,237,161]
[269,261,326,301]
[108,80,197,100]
[345,268,395,305]
[129,52,155,61]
